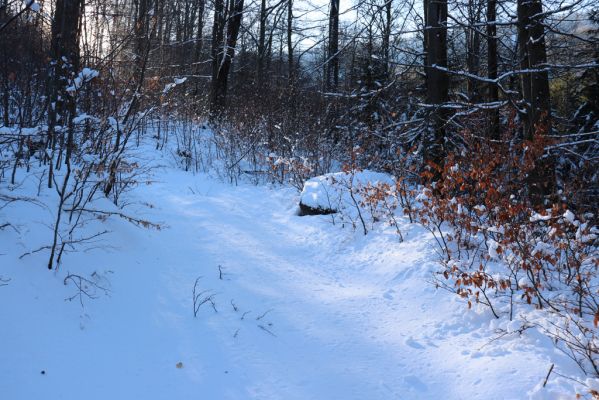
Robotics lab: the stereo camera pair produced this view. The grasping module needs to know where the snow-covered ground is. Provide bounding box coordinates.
[0,150,588,399]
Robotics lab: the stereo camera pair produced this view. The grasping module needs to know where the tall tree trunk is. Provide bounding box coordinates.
[423,0,448,167]
[47,0,82,160]
[2,81,8,126]
[487,0,499,139]
[0,0,8,126]
[195,0,205,60]
[257,0,267,87]
[135,0,150,76]
[193,0,205,94]
[287,0,293,87]
[517,0,551,138]
[382,0,392,79]
[326,0,339,91]
[466,0,482,101]
[210,0,225,113]
[47,0,82,269]
[0,0,7,21]
[210,0,244,114]
[517,0,554,202]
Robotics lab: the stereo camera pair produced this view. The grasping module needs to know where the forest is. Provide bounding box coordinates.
[0,0,598,398]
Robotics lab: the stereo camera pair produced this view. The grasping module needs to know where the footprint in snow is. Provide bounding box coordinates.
[403,375,428,392]
[405,337,425,349]
[383,289,395,300]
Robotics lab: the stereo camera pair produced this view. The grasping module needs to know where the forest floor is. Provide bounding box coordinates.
[0,147,587,399]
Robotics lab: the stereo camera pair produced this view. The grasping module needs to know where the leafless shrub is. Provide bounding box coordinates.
[192,276,217,317]
[63,271,111,307]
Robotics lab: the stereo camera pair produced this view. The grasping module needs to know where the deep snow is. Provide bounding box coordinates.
[0,154,589,399]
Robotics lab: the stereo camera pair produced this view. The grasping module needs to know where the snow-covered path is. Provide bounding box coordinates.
[1,167,572,399]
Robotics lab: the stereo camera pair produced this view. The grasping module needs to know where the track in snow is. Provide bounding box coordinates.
[0,166,571,399]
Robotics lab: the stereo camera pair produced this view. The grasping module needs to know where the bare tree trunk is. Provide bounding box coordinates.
[193,0,205,94]
[326,0,339,91]
[47,0,82,176]
[195,0,205,60]
[423,0,448,167]
[517,0,551,138]
[47,0,82,270]
[517,0,554,202]
[0,0,8,126]
[210,0,244,114]
[382,0,392,79]
[135,0,150,76]
[466,3,482,101]
[487,0,499,139]
[257,0,267,87]
[287,0,293,87]
[210,0,225,114]
[2,80,8,126]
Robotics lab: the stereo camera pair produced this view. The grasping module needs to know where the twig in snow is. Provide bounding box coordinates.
[192,276,217,317]
[19,245,52,259]
[19,230,109,260]
[257,324,276,337]
[543,364,555,387]
[0,193,46,211]
[0,222,19,234]
[550,369,587,386]
[64,208,161,230]
[256,309,273,321]
[64,272,111,307]
[476,325,531,351]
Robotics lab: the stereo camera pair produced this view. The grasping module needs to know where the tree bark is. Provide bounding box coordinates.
[517,0,554,202]
[192,0,205,94]
[517,0,551,138]
[487,0,499,139]
[210,0,244,114]
[326,0,339,91]
[382,0,392,79]
[287,0,293,87]
[135,0,150,76]
[210,0,225,112]
[466,5,482,101]
[257,0,267,87]
[47,0,82,269]
[423,0,448,167]
[47,0,82,157]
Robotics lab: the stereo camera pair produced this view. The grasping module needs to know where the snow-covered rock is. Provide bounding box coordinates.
[298,169,395,216]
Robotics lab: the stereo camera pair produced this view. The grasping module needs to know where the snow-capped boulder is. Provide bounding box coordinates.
[298,170,395,216]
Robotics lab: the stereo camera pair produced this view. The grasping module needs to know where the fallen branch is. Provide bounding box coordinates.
[65,207,161,230]
[19,230,109,260]
[64,272,111,307]
[256,309,273,321]
[257,324,276,337]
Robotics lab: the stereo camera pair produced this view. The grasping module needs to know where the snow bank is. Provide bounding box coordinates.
[0,137,592,399]
[299,169,395,215]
